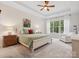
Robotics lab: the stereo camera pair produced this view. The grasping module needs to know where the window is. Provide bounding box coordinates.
[60,20,64,33]
[50,20,64,33]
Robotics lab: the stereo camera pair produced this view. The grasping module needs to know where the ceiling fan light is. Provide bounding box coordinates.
[44,7,47,10]
[38,1,55,11]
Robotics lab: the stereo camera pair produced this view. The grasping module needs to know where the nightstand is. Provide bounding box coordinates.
[3,35,18,47]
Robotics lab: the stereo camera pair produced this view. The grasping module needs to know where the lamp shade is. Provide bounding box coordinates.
[4,26,16,35]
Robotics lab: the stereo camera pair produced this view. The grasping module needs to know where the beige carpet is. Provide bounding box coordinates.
[0,39,72,58]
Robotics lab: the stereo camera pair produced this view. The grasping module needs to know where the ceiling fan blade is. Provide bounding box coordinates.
[47,5,55,7]
[40,7,45,11]
[47,8,49,11]
[0,10,1,13]
[37,5,44,7]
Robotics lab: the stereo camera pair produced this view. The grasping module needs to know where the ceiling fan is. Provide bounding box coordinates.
[37,1,55,11]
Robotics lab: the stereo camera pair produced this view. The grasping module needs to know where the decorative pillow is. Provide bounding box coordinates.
[28,29,33,34]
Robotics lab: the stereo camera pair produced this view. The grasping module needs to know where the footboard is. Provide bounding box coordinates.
[19,34,51,52]
[33,36,51,50]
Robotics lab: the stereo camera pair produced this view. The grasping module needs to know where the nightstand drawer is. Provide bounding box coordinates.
[3,35,18,47]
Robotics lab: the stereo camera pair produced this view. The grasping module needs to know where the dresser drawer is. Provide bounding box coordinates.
[3,35,18,47]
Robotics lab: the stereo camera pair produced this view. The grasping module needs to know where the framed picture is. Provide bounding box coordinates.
[23,18,31,28]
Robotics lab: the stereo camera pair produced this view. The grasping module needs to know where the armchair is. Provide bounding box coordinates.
[60,33,73,43]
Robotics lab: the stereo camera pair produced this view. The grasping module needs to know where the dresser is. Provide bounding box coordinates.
[3,35,18,47]
[72,35,79,57]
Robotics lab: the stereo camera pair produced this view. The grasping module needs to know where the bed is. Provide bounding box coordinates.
[19,34,52,51]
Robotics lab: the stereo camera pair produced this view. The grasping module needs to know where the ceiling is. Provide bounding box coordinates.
[16,1,71,16]
[1,1,79,18]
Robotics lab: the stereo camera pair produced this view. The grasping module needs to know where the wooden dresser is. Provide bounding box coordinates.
[72,35,79,57]
[3,35,18,47]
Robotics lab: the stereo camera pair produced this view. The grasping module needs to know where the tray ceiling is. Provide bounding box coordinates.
[15,1,79,17]
[16,1,71,16]
[1,1,79,18]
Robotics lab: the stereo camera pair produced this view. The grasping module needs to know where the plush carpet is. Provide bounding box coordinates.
[0,39,72,58]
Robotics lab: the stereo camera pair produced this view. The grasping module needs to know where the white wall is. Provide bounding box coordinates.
[46,19,50,34]
[0,4,46,34]
[0,2,79,35]
[69,13,79,33]
[63,15,70,34]
[46,13,79,34]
